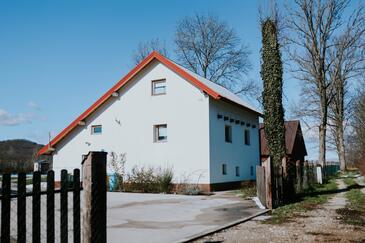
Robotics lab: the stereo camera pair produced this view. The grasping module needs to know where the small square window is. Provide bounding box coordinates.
[222,164,227,175]
[225,125,232,143]
[154,124,167,142]
[235,166,240,177]
[152,79,166,95]
[250,166,254,176]
[91,125,102,135]
[244,129,250,145]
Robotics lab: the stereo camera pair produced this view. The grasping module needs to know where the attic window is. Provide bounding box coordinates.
[91,125,102,135]
[152,79,166,95]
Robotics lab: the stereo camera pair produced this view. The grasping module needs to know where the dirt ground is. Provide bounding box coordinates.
[194,179,365,243]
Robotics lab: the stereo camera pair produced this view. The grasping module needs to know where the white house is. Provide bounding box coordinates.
[39,51,262,191]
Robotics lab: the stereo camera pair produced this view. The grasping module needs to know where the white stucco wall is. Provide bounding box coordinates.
[52,60,211,183]
[208,98,260,184]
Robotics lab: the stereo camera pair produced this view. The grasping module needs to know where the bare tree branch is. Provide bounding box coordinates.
[132,38,169,65]
[174,14,254,96]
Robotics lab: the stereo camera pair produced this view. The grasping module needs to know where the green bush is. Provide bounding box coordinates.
[125,165,174,193]
[157,167,174,193]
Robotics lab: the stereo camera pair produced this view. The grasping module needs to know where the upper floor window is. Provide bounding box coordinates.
[225,125,232,143]
[154,124,167,142]
[91,125,102,135]
[152,79,166,95]
[244,129,250,145]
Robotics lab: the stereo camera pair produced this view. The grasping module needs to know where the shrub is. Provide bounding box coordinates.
[157,167,174,193]
[126,166,159,192]
[125,165,174,193]
[176,171,204,195]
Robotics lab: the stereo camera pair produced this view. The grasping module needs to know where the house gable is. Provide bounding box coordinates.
[39,51,260,155]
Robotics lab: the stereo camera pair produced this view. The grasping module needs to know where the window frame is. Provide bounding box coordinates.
[91,125,102,135]
[154,124,167,142]
[244,129,250,145]
[222,164,227,175]
[151,79,166,96]
[225,125,232,143]
[235,166,240,177]
[250,165,254,176]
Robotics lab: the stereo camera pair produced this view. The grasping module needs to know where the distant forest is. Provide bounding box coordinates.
[0,139,51,173]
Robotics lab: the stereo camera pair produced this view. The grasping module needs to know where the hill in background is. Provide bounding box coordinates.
[0,139,51,172]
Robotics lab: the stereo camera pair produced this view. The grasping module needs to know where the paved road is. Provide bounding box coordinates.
[107,191,264,243]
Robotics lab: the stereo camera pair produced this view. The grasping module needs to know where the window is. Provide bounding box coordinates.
[244,129,250,145]
[222,164,227,175]
[91,125,102,135]
[152,79,166,95]
[154,124,167,142]
[225,125,232,143]
[250,166,254,176]
[235,166,240,177]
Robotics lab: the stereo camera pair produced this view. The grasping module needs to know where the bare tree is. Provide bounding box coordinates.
[347,79,365,173]
[285,0,350,167]
[327,6,365,171]
[175,14,255,96]
[132,38,169,65]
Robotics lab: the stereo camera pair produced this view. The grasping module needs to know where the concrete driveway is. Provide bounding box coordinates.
[107,191,264,243]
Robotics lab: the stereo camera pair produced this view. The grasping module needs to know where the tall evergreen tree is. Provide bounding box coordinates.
[260,18,286,207]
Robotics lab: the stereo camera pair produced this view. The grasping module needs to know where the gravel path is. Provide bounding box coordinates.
[194,179,365,243]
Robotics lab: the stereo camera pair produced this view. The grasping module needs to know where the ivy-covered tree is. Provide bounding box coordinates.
[260,18,286,207]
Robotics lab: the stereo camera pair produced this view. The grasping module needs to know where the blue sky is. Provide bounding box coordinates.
[1,0,355,160]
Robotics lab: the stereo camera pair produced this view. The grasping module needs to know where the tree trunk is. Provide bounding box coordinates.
[337,123,346,171]
[319,89,327,168]
[319,125,326,168]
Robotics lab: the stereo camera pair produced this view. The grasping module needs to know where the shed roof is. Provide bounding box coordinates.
[259,120,307,157]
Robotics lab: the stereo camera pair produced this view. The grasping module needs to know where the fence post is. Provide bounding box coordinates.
[60,170,69,243]
[82,151,107,243]
[264,157,272,209]
[33,171,41,243]
[73,169,81,243]
[1,173,11,243]
[18,172,26,243]
[47,170,55,243]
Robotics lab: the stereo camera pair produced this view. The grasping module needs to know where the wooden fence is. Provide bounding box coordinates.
[0,169,81,243]
[0,151,107,243]
[257,158,341,209]
[256,166,266,207]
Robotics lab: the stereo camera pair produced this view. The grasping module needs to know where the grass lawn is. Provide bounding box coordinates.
[336,186,365,226]
[263,179,338,225]
[343,177,357,187]
[234,185,256,199]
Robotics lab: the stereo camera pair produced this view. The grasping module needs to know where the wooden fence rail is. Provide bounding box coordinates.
[0,169,81,243]
[1,151,107,243]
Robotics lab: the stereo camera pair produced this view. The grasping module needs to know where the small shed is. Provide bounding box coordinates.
[259,120,307,191]
[260,120,307,163]
[34,159,50,174]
